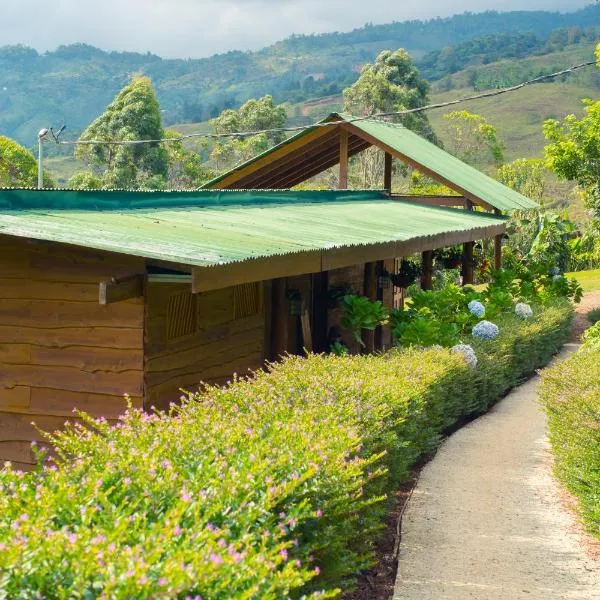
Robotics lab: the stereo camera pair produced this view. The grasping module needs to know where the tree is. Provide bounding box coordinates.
[209,96,287,171]
[544,98,600,216]
[67,171,102,190]
[343,49,436,142]
[497,158,546,202]
[342,49,437,189]
[75,76,168,189]
[163,130,216,189]
[0,135,54,188]
[441,110,504,169]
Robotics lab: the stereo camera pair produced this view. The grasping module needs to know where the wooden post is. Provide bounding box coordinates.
[494,209,503,271]
[421,250,433,290]
[462,241,475,285]
[383,152,393,193]
[271,278,288,359]
[311,272,329,353]
[363,262,377,353]
[494,235,503,270]
[339,128,349,189]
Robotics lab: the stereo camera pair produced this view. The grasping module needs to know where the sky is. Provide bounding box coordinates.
[1,0,592,59]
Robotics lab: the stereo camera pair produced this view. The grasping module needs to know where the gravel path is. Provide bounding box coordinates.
[393,345,600,600]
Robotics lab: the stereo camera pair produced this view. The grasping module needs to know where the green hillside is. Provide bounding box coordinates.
[2,4,600,145]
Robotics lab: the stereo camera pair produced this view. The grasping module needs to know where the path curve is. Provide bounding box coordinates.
[394,345,600,600]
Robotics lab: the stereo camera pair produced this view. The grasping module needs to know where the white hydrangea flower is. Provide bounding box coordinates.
[550,266,561,276]
[451,343,478,369]
[552,274,564,283]
[472,320,499,340]
[468,300,485,318]
[515,302,533,319]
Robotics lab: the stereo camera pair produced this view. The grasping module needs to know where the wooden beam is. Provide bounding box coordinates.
[340,121,497,212]
[255,136,368,190]
[271,278,289,359]
[339,128,349,189]
[494,234,503,270]
[237,132,343,188]
[211,125,334,189]
[363,262,377,353]
[391,195,466,207]
[190,222,506,295]
[462,241,475,285]
[300,310,313,353]
[384,152,393,193]
[494,209,503,270]
[192,251,321,293]
[99,274,144,305]
[421,251,434,290]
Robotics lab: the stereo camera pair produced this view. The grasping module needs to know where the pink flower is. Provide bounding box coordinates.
[158,578,167,586]
[181,490,191,502]
[209,553,223,566]
[279,548,288,561]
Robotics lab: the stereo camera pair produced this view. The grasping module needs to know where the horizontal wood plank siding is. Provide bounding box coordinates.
[145,282,266,410]
[0,236,145,466]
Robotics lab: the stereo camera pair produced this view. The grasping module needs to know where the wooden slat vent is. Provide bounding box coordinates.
[233,283,262,319]
[167,291,197,340]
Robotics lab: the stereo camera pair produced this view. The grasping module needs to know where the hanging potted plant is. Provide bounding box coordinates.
[390,259,422,289]
[436,246,463,269]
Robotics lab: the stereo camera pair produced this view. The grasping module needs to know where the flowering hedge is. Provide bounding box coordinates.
[0,300,573,598]
[540,344,600,539]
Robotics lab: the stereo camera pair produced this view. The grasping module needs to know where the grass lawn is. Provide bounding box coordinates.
[566,269,600,292]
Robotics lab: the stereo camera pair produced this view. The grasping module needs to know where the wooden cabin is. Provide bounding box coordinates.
[0,115,538,469]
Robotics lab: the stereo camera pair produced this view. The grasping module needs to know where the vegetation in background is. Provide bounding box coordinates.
[541,344,600,539]
[209,95,287,172]
[440,110,504,169]
[76,77,168,189]
[0,295,573,598]
[343,49,436,188]
[0,135,53,188]
[544,98,600,217]
[1,7,598,144]
[497,158,546,202]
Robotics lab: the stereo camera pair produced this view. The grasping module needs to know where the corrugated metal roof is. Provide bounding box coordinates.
[0,188,505,267]
[205,113,538,212]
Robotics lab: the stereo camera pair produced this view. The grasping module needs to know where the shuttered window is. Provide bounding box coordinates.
[166,291,196,340]
[233,283,262,319]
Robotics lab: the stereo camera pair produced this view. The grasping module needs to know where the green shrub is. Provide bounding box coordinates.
[0,300,573,598]
[540,346,600,538]
[587,307,600,325]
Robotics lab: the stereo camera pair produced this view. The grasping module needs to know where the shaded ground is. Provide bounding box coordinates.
[570,290,600,342]
[393,346,599,600]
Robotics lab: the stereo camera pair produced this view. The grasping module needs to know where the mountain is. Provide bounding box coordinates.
[1,4,600,146]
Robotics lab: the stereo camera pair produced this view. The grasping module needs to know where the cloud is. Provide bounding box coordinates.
[0,0,591,58]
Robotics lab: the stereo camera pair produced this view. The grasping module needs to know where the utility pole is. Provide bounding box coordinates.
[37,128,49,189]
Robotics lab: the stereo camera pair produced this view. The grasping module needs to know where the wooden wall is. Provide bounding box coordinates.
[0,236,145,469]
[145,281,266,410]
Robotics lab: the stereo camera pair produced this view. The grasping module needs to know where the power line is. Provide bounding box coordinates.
[55,58,599,148]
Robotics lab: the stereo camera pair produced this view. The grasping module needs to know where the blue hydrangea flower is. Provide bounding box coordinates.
[515,302,533,319]
[550,266,561,276]
[472,320,499,340]
[552,274,564,283]
[451,343,478,369]
[468,300,485,318]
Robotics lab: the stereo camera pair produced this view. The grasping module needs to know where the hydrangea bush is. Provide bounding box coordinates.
[467,300,486,318]
[451,343,478,369]
[472,320,500,340]
[515,302,533,319]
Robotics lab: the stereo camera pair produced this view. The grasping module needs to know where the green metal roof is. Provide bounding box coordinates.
[204,113,538,212]
[0,188,506,267]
